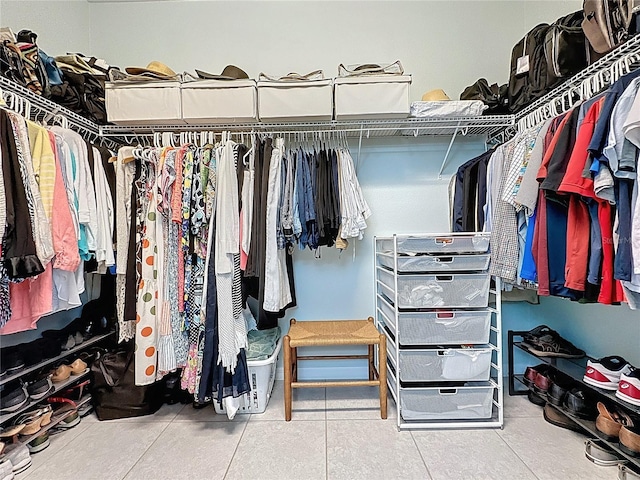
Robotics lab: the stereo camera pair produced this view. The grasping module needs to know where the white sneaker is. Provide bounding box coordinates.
[583,356,633,391]
[3,444,30,475]
[616,369,640,406]
[0,456,14,480]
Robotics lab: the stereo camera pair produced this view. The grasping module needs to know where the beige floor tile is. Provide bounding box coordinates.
[123,421,246,480]
[412,429,537,480]
[503,392,545,418]
[23,422,168,480]
[327,419,430,480]
[225,420,326,480]
[497,416,613,480]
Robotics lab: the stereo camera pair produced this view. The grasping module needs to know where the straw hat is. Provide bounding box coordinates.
[421,89,451,101]
[125,61,177,78]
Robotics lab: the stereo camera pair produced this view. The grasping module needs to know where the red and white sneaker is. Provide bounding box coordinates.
[616,369,640,406]
[583,356,633,390]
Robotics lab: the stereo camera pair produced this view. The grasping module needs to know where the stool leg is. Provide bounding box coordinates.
[368,345,374,381]
[378,334,388,419]
[284,335,293,421]
[292,347,298,382]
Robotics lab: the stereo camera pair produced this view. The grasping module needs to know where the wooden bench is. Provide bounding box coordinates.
[283,317,387,421]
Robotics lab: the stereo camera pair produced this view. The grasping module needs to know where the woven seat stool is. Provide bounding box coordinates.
[283,317,387,421]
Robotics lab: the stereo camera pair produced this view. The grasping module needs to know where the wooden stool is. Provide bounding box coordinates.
[283,317,387,421]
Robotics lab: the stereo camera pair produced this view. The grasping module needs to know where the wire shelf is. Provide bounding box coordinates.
[98,115,515,138]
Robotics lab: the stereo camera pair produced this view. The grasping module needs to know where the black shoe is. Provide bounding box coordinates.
[0,383,29,413]
[1,348,25,374]
[563,388,597,419]
[26,376,54,401]
[547,375,574,407]
[527,390,546,406]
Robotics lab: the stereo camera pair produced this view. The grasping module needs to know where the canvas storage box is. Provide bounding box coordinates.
[334,75,411,120]
[214,338,282,415]
[377,252,490,273]
[376,268,490,309]
[376,296,491,345]
[377,234,490,255]
[397,347,492,382]
[257,78,333,121]
[181,79,257,124]
[105,80,183,125]
[400,385,495,421]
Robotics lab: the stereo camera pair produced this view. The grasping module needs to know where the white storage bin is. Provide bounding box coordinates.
[377,234,490,255]
[398,347,492,382]
[410,100,486,118]
[181,79,257,124]
[377,268,490,309]
[398,310,491,346]
[334,75,411,119]
[400,385,495,420]
[214,338,282,415]
[377,252,490,273]
[106,80,183,125]
[257,79,333,121]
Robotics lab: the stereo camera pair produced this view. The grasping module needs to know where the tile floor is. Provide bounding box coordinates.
[16,384,624,480]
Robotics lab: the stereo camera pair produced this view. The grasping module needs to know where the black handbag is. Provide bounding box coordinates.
[91,345,164,420]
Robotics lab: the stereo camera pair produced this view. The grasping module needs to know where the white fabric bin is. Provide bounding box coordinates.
[400,385,495,420]
[214,338,282,415]
[398,347,492,382]
[181,79,257,124]
[334,75,411,120]
[106,80,183,125]
[257,79,333,121]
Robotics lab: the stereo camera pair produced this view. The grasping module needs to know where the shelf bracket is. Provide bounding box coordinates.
[438,121,461,179]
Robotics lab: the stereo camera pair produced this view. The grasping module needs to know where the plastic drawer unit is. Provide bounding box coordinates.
[400,385,495,421]
[377,268,490,309]
[398,348,492,383]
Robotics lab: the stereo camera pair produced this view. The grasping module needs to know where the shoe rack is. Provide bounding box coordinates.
[508,331,640,469]
[0,331,114,426]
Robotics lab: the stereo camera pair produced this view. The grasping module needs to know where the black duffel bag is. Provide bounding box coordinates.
[91,345,164,420]
[460,78,509,114]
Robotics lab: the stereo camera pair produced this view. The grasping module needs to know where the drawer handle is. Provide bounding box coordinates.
[436,256,453,263]
[434,237,453,246]
[439,388,457,395]
[436,312,455,319]
[435,275,453,282]
[437,350,454,356]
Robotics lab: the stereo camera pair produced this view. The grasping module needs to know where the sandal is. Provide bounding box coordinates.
[50,364,72,383]
[524,332,585,358]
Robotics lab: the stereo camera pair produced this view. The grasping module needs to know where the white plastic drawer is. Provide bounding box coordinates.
[377,252,490,273]
[378,235,490,255]
[377,268,490,309]
[398,348,492,382]
[398,310,491,346]
[400,385,495,420]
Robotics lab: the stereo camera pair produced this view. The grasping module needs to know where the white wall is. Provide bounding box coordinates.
[0,0,91,55]
[87,0,581,101]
